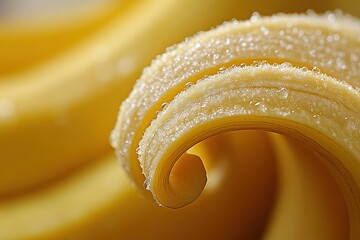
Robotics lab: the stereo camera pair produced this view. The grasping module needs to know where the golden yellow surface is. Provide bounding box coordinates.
[1,0,359,239]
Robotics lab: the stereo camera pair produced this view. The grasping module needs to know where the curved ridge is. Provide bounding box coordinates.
[112,11,360,239]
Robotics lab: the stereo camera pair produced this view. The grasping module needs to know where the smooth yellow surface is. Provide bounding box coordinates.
[0,0,135,75]
[0,131,277,240]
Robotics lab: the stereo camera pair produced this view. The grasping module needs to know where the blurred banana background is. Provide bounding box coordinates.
[0,0,359,239]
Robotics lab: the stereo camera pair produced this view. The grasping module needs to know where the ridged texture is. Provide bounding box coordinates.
[112,12,360,239]
[1,0,324,239]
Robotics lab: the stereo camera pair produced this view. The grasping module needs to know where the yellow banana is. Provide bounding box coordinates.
[0,0,133,75]
[112,11,360,239]
[3,0,311,197]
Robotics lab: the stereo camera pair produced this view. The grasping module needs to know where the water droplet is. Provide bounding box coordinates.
[280,62,293,68]
[218,67,226,73]
[312,66,321,73]
[260,26,269,35]
[143,181,150,190]
[161,102,169,110]
[253,60,260,67]
[312,114,320,125]
[326,35,334,42]
[326,12,336,22]
[306,9,316,16]
[136,146,141,155]
[278,87,289,99]
[333,33,340,41]
[259,103,267,112]
[250,12,261,22]
[184,82,194,89]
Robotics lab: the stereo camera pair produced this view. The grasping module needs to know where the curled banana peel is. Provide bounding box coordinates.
[2,0,291,197]
[2,2,359,239]
[112,12,360,239]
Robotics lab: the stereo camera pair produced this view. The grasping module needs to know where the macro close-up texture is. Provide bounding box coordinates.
[0,0,360,239]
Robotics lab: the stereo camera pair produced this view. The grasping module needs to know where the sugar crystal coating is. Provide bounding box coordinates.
[111,12,360,176]
[138,64,360,180]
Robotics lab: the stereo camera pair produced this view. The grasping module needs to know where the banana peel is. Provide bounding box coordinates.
[112,12,360,239]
